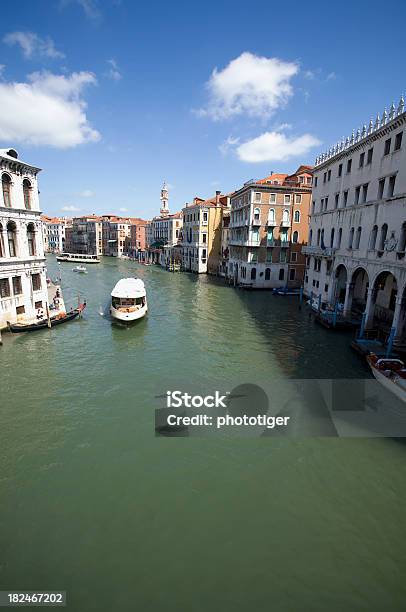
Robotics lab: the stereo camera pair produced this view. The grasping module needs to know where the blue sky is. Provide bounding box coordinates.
[0,0,405,219]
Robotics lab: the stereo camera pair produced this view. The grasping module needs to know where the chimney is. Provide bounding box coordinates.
[215,190,221,204]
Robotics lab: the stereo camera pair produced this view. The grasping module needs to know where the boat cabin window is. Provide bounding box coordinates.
[112,296,145,308]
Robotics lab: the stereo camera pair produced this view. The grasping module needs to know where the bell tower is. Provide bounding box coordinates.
[160,181,169,217]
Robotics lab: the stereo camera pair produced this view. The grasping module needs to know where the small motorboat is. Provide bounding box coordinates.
[9,303,86,333]
[110,278,147,322]
[73,265,87,273]
[272,287,301,296]
[366,353,406,403]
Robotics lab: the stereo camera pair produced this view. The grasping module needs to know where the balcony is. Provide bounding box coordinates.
[252,217,261,226]
[266,218,277,226]
[280,219,291,228]
[301,245,336,257]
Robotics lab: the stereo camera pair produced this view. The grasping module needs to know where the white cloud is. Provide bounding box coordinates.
[61,204,80,211]
[3,31,64,60]
[61,0,101,21]
[78,189,94,197]
[0,70,100,148]
[236,130,321,163]
[326,71,337,81]
[119,207,128,212]
[197,52,298,120]
[105,59,122,81]
[219,135,240,156]
[303,70,315,80]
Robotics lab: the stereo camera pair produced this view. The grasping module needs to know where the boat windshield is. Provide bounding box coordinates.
[112,296,145,308]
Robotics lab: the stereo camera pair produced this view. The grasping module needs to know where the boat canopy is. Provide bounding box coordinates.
[111,278,146,298]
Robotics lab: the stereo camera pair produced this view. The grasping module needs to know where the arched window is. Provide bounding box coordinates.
[294,210,300,223]
[337,228,342,249]
[309,229,313,245]
[379,224,388,251]
[369,225,378,250]
[348,227,354,249]
[354,227,362,249]
[251,267,256,280]
[23,179,32,210]
[398,222,406,253]
[330,228,335,248]
[268,208,275,224]
[27,223,36,256]
[265,268,271,280]
[253,207,260,223]
[292,231,299,243]
[282,209,290,224]
[7,221,17,257]
[2,174,11,207]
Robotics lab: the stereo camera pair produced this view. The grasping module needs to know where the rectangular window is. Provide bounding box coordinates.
[0,278,11,298]
[323,172,327,183]
[202,249,207,260]
[388,175,396,198]
[362,183,368,203]
[295,194,302,204]
[343,191,348,206]
[289,269,296,281]
[279,268,285,281]
[327,169,331,181]
[203,212,208,223]
[266,250,273,262]
[291,252,297,262]
[280,250,287,263]
[347,159,352,173]
[366,148,373,164]
[378,178,385,199]
[359,152,365,167]
[284,194,291,204]
[12,276,22,295]
[34,301,43,309]
[384,138,391,155]
[202,233,207,243]
[280,229,288,243]
[254,192,262,203]
[269,193,276,203]
[314,177,318,187]
[324,196,328,210]
[335,193,339,208]
[32,273,41,291]
[312,200,315,214]
[394,132,403,151]
[16,305,25,315]
[338,163,343,177]
[355,186,360,205]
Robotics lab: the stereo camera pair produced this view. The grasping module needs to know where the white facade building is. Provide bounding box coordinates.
[45,218,71,253]
[303,95,406,343]
[0,148,49,329]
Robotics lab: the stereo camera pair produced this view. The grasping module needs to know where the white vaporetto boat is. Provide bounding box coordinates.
[110,278,148,322]
[366,353,406,404]
[56,253,100,264]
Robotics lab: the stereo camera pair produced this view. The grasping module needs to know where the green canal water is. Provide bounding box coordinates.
[1,256,405,611]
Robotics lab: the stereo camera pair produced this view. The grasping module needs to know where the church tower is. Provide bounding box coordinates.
[160,181,169,217]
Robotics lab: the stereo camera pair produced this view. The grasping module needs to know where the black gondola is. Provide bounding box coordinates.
[8,303,86,333]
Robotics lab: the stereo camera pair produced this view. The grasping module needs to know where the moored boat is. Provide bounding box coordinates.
[110,278,147,322]
[56,253,100,264]
[366,352,406,403]
[8,303,86,333]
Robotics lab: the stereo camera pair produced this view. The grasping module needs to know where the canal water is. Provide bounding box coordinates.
[1,256,405,611]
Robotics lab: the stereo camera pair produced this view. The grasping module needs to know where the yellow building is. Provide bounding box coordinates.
[181,192,231,274]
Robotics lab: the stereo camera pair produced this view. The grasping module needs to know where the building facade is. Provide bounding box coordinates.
[42,216,72,253]
[126,219,147,257]
[228,167,313,288]
[70,216,103,256]
[181,192,231,274]
[0,148,49,329]
[303,96,406,343]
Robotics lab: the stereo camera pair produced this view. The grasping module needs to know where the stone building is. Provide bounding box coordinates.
[70,215,103,256]
[41,216,72,253]
[303,95,406,343]
[181,191,231,274]
[228,167,313,288]
[0,148,49,328]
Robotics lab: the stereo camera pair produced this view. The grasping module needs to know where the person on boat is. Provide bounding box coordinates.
[36,308,44,320]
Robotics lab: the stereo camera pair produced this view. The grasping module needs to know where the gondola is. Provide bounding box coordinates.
[8,303,86,333]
